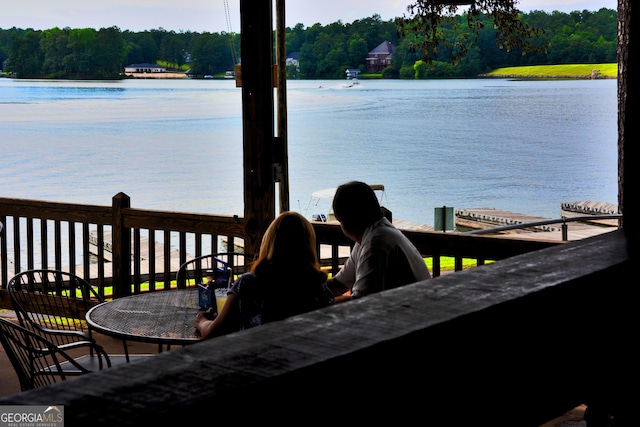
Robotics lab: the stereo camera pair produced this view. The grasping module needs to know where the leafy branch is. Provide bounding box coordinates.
[395,0,549,65]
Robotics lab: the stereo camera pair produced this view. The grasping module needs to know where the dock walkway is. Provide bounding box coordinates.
[456,207,561,232]
[561,200,619,226]
[455,206,617,242]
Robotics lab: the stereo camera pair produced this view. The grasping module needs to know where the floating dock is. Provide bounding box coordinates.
[561,201,619,226]
[455,208,561,232]
[455,203,618,242]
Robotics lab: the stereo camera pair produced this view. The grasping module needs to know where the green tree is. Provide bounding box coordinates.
[63,28,97,77]
[320,46,349,78]
[9,29,43,77]
[160,32,186,69]
[1,7,617,80]
[0,27,26,67]
[190,32,233,76]
[414,60,429,78]
[392,36,423,73]
[347,36,368,69]
[399,64,415,79]
[123,31,160,65]
[395,0,548,66]
[92,27,127,77]
[298,42,316,78]
[285,23,306,54]
[40,27,70,77]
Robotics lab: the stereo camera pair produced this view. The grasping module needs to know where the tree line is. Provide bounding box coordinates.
[0,7,616,80]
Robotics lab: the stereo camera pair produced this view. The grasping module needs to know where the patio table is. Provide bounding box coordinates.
[86,289,202,356]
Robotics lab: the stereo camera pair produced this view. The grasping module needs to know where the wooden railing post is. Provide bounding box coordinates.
[112,192,131,298]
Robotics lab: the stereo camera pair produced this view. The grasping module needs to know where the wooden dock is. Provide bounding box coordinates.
[455,206,617,242]
[392,218,434,232]
[86,231,186,280]
[456,208,562,232]
[561,201,619,226]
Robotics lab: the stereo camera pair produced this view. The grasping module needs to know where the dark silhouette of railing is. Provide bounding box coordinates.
[0,193,559,304]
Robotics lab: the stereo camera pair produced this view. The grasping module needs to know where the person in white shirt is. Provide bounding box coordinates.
[327,181,431,301]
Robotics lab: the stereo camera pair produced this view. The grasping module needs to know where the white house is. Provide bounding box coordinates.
[124,63,166,74]
[286,52,299,70]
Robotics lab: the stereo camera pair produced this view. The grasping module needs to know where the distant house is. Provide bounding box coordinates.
[286,52,299,69]
[124,63,166,74]
[366,41,395,73]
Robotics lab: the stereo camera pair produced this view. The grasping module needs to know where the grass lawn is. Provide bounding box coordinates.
[351,63,616,80]
[109,256,485,295]
[426,256,489,272]
[485,63,616,78]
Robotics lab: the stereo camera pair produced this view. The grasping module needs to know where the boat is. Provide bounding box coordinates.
[343,78,360,88]
[343,68,361,88]
[345,68,360,79]
[303,185,434,232]
[304,184,387,223]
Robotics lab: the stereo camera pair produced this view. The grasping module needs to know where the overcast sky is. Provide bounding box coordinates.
[0,1,618,33]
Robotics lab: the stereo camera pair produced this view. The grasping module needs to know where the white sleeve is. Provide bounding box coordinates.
[333,244,359,288]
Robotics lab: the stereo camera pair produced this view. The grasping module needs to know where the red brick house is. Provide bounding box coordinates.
[366,40,395,73]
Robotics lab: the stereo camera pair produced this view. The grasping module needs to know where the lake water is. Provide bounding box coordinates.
[0,77,618,228]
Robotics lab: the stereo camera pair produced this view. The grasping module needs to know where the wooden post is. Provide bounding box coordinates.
[619,0,636,254]
[240,0,276,255]
[276,0,290,214]
[112,192,131,298]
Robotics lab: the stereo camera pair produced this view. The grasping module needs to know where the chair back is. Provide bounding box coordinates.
[7,269,105,347]
[0,317,105,391]
[176,252,254,289]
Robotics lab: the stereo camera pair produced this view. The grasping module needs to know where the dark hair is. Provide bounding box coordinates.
[332,181,383,234]
[252,211,328,322]
[253,211,322,270]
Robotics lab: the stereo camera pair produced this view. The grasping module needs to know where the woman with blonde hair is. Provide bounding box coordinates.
[195,211,333,339]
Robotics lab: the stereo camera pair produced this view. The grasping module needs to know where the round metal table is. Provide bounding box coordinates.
[86,289,202,349]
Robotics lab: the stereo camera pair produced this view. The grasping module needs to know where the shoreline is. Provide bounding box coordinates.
[125,72,188,79]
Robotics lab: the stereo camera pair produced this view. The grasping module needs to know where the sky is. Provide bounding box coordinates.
[0,0,617,33]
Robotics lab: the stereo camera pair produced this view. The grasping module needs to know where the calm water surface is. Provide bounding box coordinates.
[1,77,618,228]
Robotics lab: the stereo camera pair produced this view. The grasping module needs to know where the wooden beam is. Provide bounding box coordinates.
[276,0,290,213]
[240,0,275,256]
[1,231,632,425]
[111,192,131,298]
[619,0,636,252]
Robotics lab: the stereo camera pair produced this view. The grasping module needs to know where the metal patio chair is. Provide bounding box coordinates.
[7,268,149,363]
[175,252,254,290]
[0,317,109,391]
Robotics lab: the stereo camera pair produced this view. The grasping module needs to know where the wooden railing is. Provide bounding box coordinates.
[1,192,559,305]
[0,230,631,425]
[0,193,632,424]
